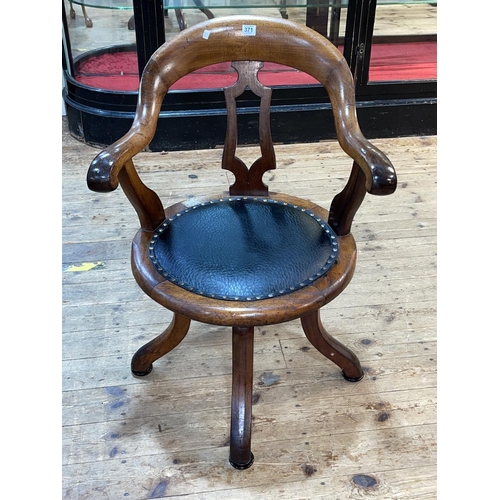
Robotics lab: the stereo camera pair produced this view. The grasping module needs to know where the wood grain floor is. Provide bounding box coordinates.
[62,118,437,499]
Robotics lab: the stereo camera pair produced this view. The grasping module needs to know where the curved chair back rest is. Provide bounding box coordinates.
[138,15,351,121]
[149,15,345,86]
[135,16,362,174]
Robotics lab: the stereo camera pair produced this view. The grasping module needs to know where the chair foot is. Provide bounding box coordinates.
[342,370,364,382]
[131,314,191,375]
[300,310,364,381]
[127,15,135,30]
[229,452,254,470]
[132,365,153,377]
[229,326,255,469]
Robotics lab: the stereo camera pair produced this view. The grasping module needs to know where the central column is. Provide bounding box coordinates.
[229,326,255,469]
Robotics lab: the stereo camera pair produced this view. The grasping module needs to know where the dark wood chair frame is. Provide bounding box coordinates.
[87,15,397,470]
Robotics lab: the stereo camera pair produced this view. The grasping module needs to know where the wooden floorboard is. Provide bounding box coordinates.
[62,118,437,499]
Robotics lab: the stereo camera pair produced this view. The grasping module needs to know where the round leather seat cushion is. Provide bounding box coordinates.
[149,197,339,301]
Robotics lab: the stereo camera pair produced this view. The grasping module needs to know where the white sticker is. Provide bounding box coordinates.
[202,29,210,39]
[242,25,256,36]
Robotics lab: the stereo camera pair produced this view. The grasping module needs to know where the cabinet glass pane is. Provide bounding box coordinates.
[64,0,349,92]
[369,0,437,82]
[64,0,138,90]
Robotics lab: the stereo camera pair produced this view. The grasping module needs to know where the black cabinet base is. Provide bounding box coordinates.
[63,84,436,152]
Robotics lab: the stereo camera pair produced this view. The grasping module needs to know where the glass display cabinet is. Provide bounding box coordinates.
[62,0,436,150]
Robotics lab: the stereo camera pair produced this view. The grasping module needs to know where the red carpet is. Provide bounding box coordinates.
[369,41,437,81]
[75,41,436,91]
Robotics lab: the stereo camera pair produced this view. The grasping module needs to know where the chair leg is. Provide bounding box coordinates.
[279,0,289,19]
[174,9,187,30]
[300,310,364,382]
[192,0,215,20]
[131,313,191,376]
[81,5,93,28]
[229,326,255,469]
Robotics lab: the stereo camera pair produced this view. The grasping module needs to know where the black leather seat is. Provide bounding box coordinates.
[149,196,339,301]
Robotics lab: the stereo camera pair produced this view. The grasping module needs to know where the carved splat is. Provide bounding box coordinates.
[222,61,276,196]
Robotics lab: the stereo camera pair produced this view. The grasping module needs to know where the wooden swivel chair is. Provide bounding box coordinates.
[87,15,397,470]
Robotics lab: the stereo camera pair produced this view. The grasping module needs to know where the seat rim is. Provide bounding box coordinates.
[131,192,357,327]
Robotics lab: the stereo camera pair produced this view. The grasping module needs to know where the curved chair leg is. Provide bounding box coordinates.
[81,5,93,28]
[300,310,364,382]
[229,326,255,469]
[131,314,191,376]
[174,9,187,30]
[192,0,215,20]
[279,0,289,19]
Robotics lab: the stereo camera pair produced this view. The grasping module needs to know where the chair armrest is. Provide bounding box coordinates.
[87,131,150,192]
[332,116,397,197]
[87,62,166,193]
[352,138,397,196]
[87,150,120,193]
[323,62,397,196]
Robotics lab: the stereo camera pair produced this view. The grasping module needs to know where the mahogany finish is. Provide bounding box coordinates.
[230,326,255,469]
[86,15,397,469]
[301,311,364,382]
[130,313,191,376]
[222,61,276,196]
